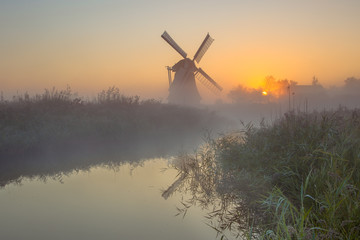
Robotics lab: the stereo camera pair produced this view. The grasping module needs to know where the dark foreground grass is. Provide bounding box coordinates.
[0,86,226,187]
[167,108,360,239]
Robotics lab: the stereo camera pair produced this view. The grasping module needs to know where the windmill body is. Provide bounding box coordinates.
[161,31,223,105]
[169,58,200,105]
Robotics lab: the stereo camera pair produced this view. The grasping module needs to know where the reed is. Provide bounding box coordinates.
[168,108,360,239]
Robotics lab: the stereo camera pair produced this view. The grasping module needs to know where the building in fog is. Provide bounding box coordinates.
[290,78,327,110]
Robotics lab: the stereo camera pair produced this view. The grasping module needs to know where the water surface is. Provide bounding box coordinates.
[0,158,217,240]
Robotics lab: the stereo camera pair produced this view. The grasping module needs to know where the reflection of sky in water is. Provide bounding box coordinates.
[0,159,215,240]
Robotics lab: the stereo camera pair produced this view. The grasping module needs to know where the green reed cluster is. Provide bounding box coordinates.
[218,108,360,239]
[171,108,360,239]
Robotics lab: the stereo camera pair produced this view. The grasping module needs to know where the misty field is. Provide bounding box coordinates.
[2,86,360,239]
[168,108,360,239]
[0,87,226,187]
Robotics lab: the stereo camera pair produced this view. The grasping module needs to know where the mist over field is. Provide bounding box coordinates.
[212,76,360,123]
[1,77,359,188]
[1,1,360,239]
[0,86,234,187]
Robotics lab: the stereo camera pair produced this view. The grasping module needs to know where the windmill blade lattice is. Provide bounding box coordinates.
[195,68,223,94]
[161,31,187,58]
[193,34,214,63]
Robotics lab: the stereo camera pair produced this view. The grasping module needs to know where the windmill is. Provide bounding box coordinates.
[161,31,223,105]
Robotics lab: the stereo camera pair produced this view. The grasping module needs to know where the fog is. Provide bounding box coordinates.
[215,76,360,123]
[1,78,359,187]
[0,83,359,239]
[233,76,359,108]
[0,87,233,188]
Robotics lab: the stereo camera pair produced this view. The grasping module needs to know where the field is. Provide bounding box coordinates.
[0,87,227,187]
[2,86,359,239]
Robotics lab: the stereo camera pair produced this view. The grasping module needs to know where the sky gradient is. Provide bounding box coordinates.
[1,0,360,102]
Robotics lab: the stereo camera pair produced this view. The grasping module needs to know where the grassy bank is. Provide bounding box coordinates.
[168,108,360,239]
[0,86,226,187]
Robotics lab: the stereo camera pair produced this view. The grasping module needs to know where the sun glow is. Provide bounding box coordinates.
[262,91,268,96]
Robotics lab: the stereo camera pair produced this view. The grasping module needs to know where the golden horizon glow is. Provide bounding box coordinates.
[1,1,360,102]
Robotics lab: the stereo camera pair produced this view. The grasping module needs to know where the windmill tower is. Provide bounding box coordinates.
[161,31,223,105]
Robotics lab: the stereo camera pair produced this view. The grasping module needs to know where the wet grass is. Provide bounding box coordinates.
[167,108,360,239]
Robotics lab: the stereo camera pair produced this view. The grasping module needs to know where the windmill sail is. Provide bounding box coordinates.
[193,34,214,63]
[195,68,223,94]
[161,31,187,58]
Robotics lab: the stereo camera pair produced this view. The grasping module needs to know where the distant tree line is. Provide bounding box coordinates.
[227,76,360,110]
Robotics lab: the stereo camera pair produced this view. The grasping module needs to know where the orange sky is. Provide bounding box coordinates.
[1,0,360,102]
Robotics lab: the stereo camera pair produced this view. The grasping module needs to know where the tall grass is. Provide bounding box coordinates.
[167,108,360,239]
[232,109,360,239]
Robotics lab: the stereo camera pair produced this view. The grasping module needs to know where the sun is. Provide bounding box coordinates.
[262,91,268,96]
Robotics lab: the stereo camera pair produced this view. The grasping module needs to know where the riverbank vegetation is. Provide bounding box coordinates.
[0,86,226,187]
[167,108,360,239]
